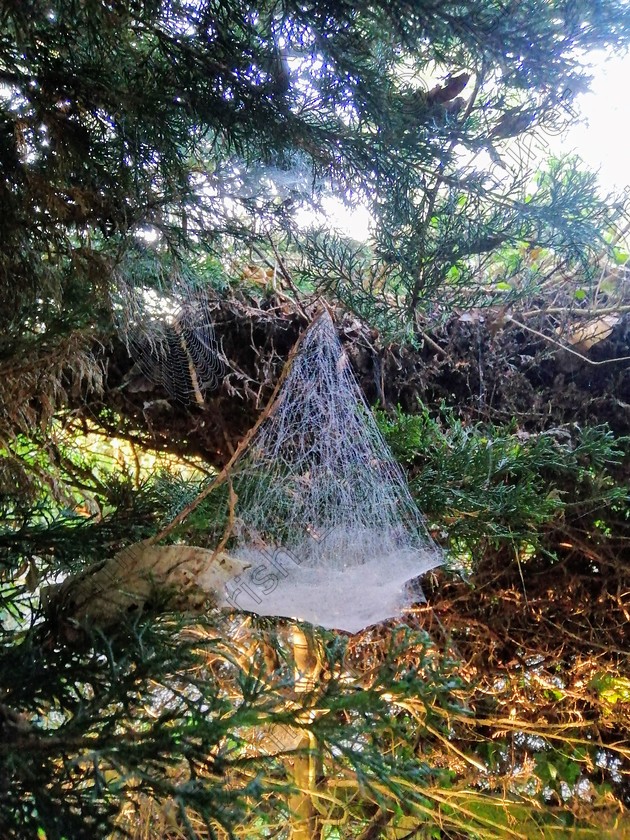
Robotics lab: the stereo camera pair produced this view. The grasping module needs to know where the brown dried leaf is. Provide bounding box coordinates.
[562,315,620,352]
[46,542,249,630]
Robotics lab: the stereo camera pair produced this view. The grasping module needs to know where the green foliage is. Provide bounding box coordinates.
[2,0,630,347]
[2,1,630,837]
[1,614,274,837]
[1,414,628,838]
[378,405,628,554]
[0,595,471,839]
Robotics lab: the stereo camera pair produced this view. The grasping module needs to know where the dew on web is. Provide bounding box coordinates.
[211,310,442,633]
[112,250,224,404]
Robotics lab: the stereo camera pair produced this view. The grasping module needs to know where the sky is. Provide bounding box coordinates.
[319,49,630,242]
[557,49,630,197]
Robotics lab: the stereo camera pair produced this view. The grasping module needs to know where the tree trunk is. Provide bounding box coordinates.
[288,627,322,840]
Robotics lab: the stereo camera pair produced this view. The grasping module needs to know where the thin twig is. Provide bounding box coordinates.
[419,330,448,358]
[409,63,486,314]
[520,304,630,318]
[210,474,238,562]
[508,316,630,366]
[171,319,206,406]
[609,217,630,249]
[267,235,311,321]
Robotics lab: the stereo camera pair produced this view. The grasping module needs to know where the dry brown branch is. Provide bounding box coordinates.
[508,315,630,365]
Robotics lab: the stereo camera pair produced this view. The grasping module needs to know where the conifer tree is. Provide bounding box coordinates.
[2,2,630,838]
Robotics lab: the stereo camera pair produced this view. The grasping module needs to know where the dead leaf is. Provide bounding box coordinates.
[44,542,249,630]
[561,315,619,352]
[26,559,39,592]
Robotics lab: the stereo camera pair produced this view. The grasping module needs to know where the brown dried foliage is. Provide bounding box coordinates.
[0,329,104,502]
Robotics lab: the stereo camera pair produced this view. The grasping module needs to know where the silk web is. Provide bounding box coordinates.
[217,311,442,633]
[112,252,223,404]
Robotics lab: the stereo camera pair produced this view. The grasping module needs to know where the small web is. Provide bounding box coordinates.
[213,310,442,633]
[112,252,224,404]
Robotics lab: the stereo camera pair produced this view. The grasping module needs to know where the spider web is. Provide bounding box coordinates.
[215,311,442,633]
[112,254,224,404]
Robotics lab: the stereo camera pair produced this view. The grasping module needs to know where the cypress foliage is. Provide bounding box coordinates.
[2,2,630,838]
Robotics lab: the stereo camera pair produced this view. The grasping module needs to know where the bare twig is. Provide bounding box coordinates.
[520,304,630,318]
[508,315,630,366]
[210,474,238,562]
